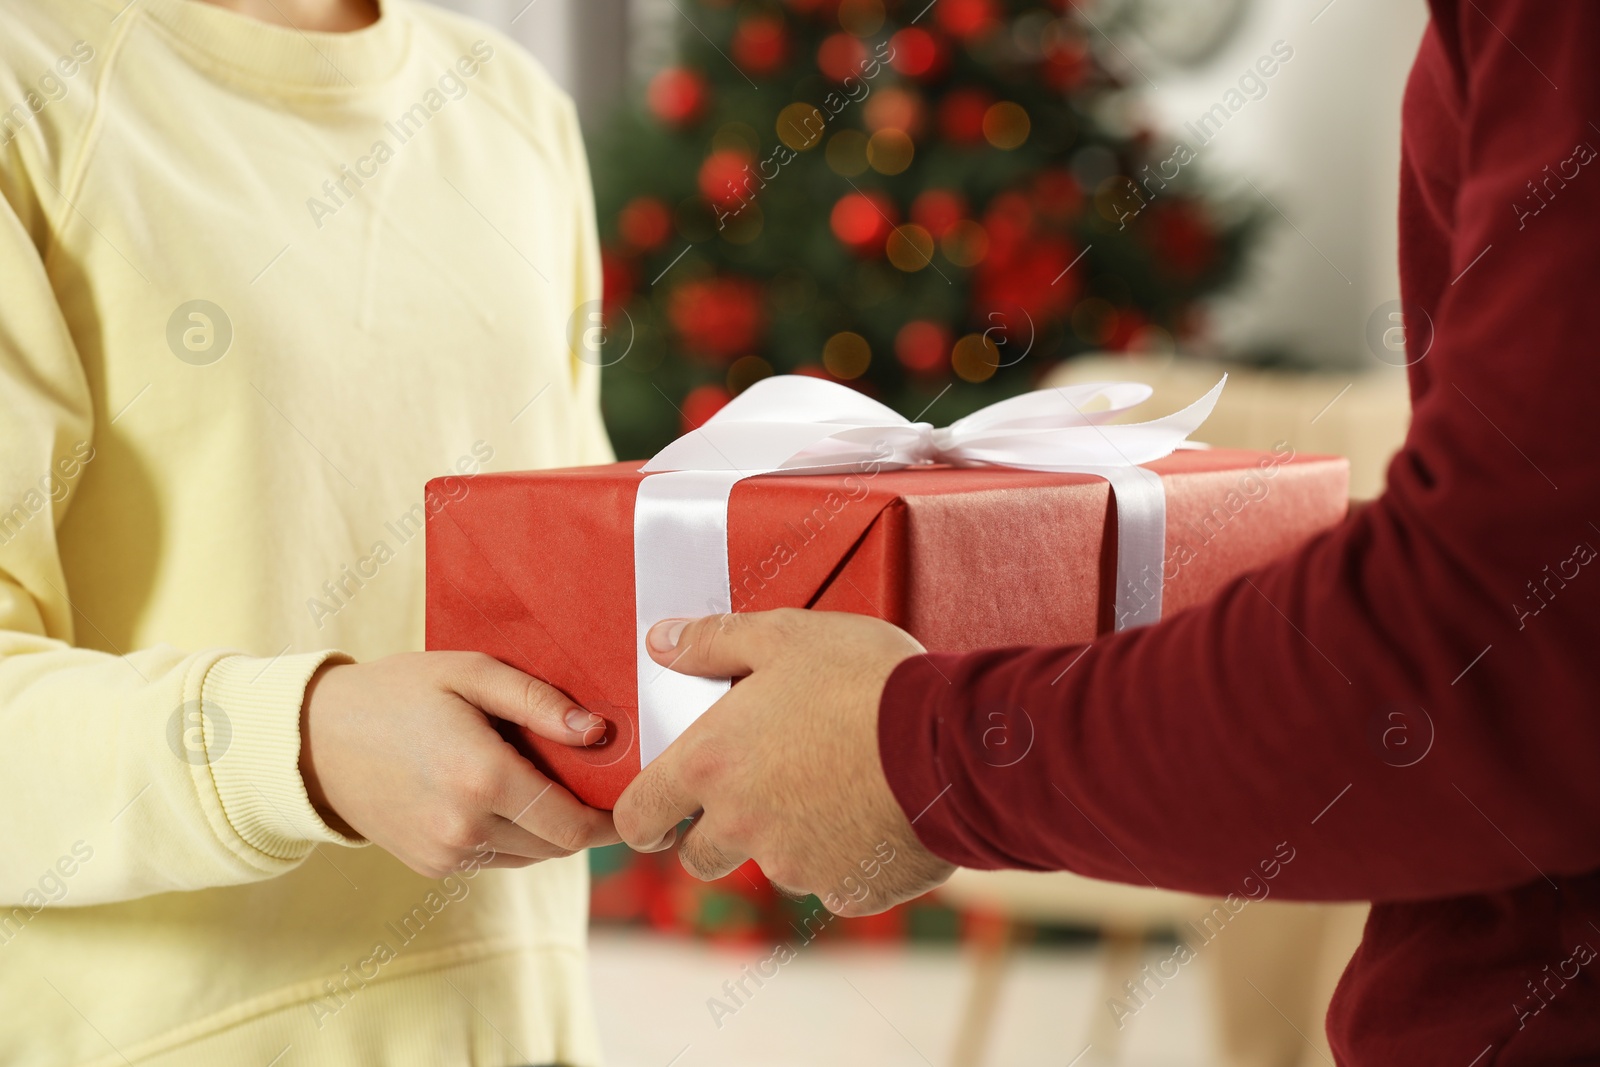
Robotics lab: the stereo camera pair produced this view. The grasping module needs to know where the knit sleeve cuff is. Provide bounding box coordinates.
[877,652,996,870]
[200,651,365,862]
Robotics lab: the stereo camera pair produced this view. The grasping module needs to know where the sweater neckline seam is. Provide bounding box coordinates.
[130,0,415,98]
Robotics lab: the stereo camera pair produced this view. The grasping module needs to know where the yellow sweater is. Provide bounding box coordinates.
[0,0,612,1063]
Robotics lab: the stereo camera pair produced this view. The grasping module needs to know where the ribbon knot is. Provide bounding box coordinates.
[631,374,1226,766]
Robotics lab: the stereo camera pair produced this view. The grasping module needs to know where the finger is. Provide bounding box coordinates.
[451,653,606,747]
[675,815,749,882]
[613,747,703,853]
[480,815,588,863]
[645,608,798,678]
[473,853,541,870]
[495,755,622,851]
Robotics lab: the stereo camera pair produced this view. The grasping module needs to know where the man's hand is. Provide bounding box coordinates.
[300,652,619,877]
[612,610,955,917]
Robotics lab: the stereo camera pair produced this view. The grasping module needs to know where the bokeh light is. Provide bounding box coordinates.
[867,129,915,175]
[837,0,886,36]
[646,67,708,126]
[940,219,990,266]
[776,103,827,151]
[830,191,897,252]
[983,101,1031,149]
[888,27,940,77]
[864,88,923,134]
[727,354,774,394]
[823,331,872,378]
[951,332,1001,382]
[680,383,731,432]
[895,320,950,373]
[731,16,789,75]
[698,150,753,207]
[885,224,935,272]
[618,196,672,251]
[817,32,870,82]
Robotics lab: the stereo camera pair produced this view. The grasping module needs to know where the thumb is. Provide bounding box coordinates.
[646,609,793,679]
[450,654,606,747]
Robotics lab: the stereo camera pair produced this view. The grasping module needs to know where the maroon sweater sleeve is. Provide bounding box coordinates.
[880,1,1600,904]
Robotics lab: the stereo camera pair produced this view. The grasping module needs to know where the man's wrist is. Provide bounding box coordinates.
[876,652,975,867]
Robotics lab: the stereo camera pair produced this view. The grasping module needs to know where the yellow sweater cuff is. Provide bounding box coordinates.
[201,651,365,862]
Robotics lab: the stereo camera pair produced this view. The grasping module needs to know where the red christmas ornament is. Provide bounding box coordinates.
[732,16,789,76]
[617,196,673,251]
[816,31,869,82]
[936,88,993,144]
[888,27,944,78]
[895,320,951,374]
[680,384,733,433]
[697,150,756,208]
[668,277,766,361]
[647,67,708,126]
[973,235,1081,322]
[934,0,998,41]
[980,190,1037,267]
[911,189,966,238]
[829,191,897,254]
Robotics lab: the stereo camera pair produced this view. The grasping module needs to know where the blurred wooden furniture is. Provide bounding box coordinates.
[936,354,1406,1067]
[938,870,1368,1067]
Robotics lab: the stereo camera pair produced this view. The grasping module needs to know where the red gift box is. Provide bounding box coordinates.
[425,448,1348,809]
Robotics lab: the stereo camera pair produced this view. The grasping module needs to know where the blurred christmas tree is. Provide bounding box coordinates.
[590,0,1259,461]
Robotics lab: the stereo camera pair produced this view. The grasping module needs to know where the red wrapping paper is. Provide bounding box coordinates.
[426,449,1349,809]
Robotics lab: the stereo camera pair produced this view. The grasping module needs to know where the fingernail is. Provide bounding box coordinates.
[648,618,689,653]
[645,828,677,852]
[566,708,598,734]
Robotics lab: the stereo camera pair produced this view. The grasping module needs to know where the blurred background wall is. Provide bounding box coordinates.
[431,0,631,127]
[1130,0,1428,367]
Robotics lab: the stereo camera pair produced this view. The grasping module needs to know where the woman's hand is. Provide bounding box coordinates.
[299,652,618,876]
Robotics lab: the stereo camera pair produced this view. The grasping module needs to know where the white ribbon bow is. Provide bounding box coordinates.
[633,374,1226,765]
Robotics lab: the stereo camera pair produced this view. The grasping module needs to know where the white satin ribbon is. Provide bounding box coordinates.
[633,374,1225,766]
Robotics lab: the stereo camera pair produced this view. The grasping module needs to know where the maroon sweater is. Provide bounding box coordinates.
[878,3,1600,1062]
